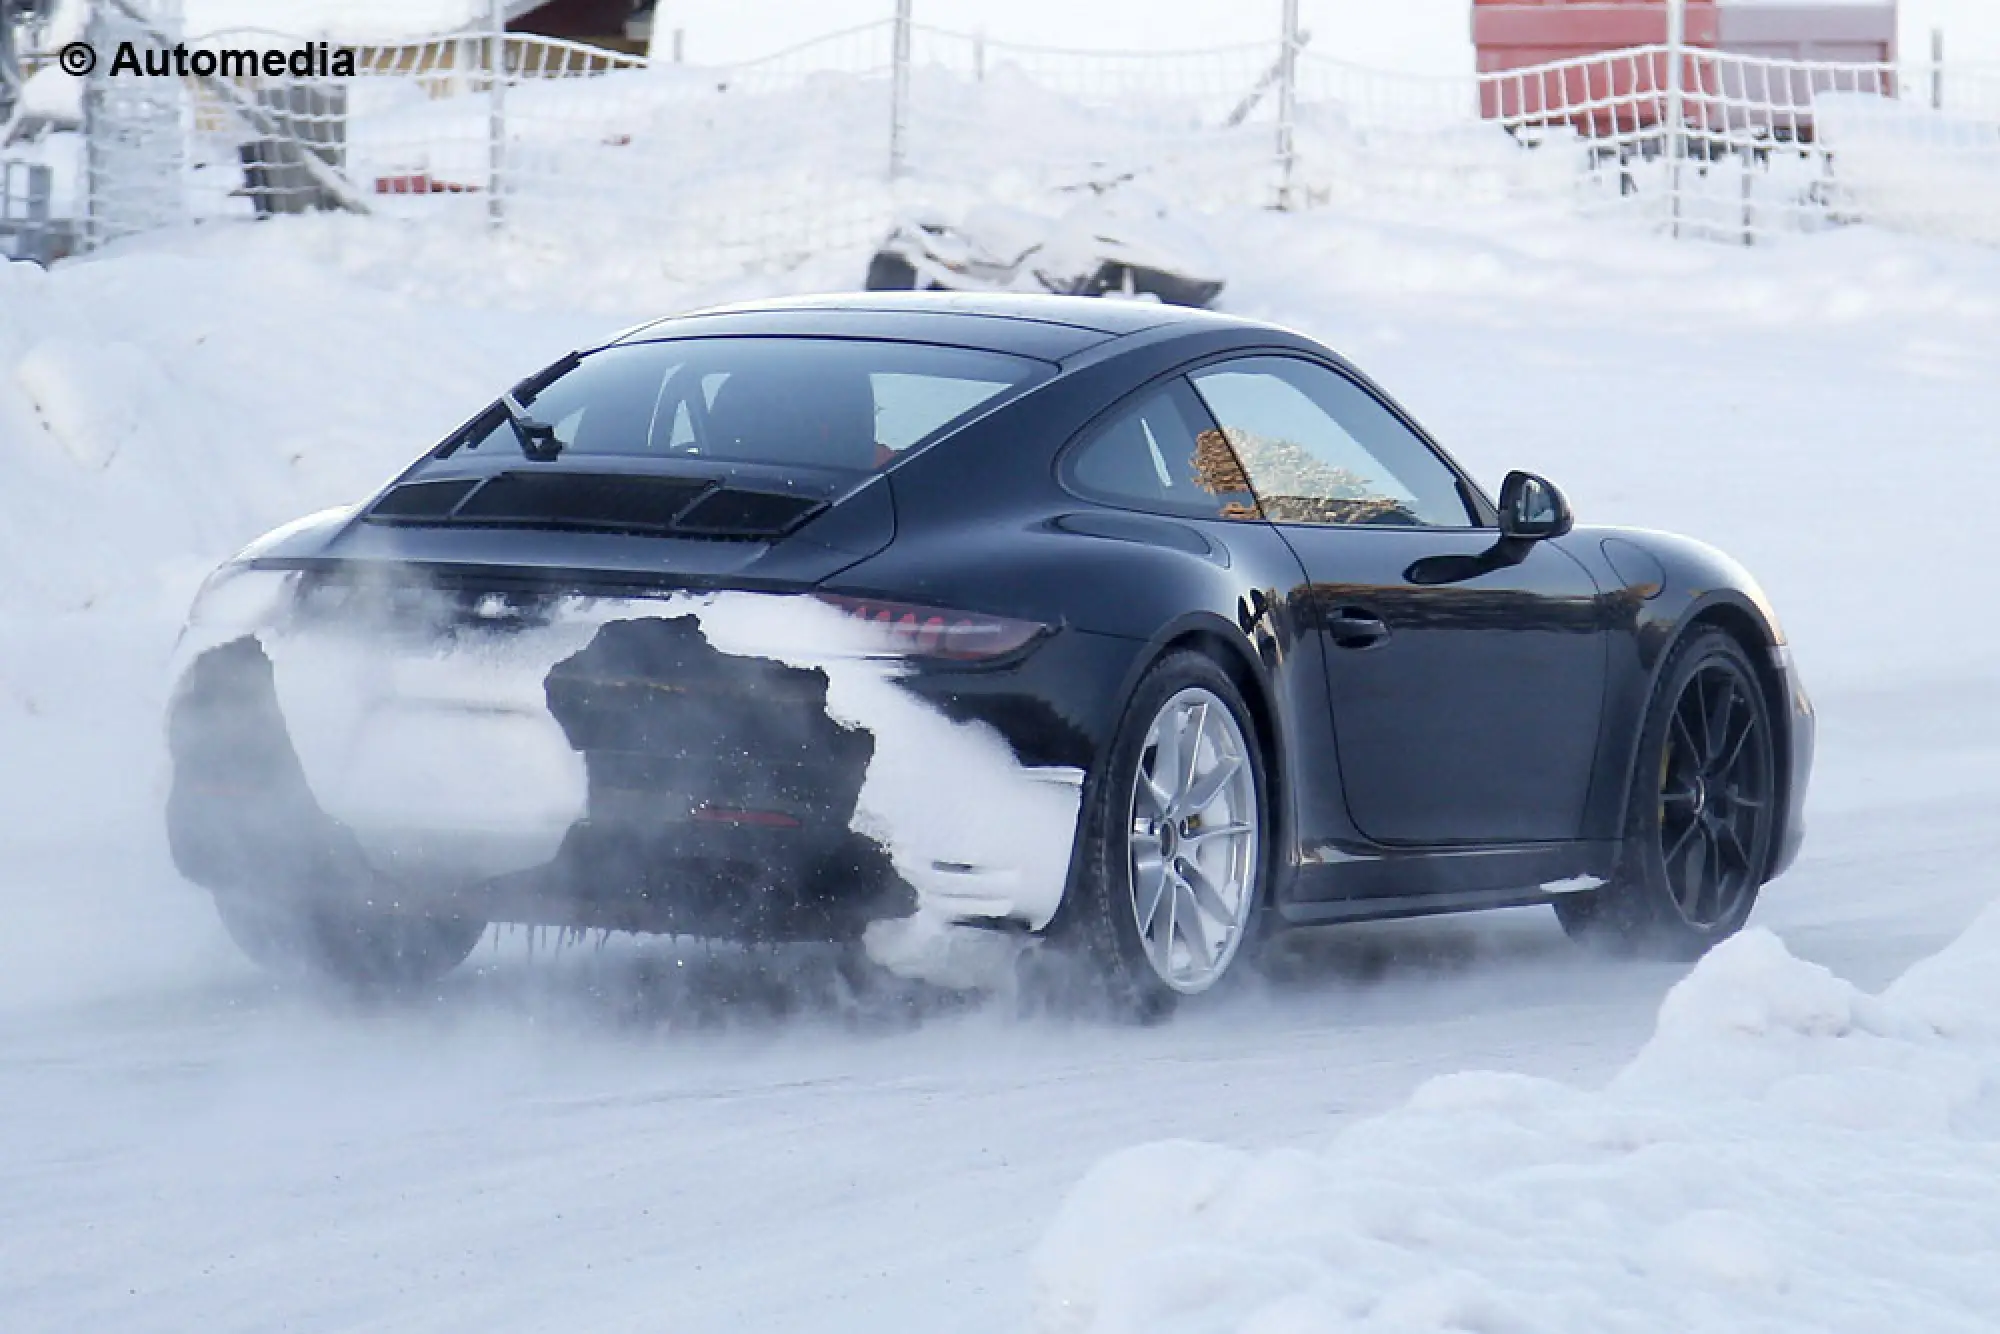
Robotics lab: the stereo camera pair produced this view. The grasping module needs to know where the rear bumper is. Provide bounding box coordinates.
[166,595,1111,939]
[166,634,903,941]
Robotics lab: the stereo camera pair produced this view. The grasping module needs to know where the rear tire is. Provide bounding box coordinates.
[214,893,486,993]
[1557,628,1777,958]
[1046,651,1269,1021]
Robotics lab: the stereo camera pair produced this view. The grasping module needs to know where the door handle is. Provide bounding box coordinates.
[1326,606,1390,649]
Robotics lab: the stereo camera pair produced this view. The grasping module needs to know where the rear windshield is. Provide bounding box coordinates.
[456,336,1047,473]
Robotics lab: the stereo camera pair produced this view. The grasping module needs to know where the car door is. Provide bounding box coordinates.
[1057,375,1354,853]
[1188,355,1607,847]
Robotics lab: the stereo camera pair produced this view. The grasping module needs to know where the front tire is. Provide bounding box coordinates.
[1557,628,1778,958]
[1048,651,1269,1020]
[214,893,486,993]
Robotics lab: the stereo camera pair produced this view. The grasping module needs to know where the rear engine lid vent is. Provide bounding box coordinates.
[369,478,480,520]
[445,472,711,535]
[366,471,829,541]
[675,487,824,537]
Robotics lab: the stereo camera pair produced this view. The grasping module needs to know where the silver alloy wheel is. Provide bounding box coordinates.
[1127,686,1261,994]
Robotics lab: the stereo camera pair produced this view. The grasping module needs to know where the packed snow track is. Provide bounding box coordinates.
[3,210,1998,1332]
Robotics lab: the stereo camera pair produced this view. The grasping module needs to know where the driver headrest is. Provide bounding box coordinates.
[703,365,879,470]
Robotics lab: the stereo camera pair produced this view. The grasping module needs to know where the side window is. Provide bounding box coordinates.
[1189,357,1474,527]
[1064,380,1261,521]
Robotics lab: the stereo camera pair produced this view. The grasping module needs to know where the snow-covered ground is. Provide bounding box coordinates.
[2,174,1998,1332]
[1038,916,2000,1332]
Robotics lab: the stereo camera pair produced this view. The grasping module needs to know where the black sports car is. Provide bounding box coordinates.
[167,293,1812,1017]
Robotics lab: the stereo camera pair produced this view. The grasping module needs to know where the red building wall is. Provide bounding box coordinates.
[1474,0,1721,72]
[1471,1,1896,135]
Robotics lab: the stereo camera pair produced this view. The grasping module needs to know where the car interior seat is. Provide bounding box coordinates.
[702,364,881,471]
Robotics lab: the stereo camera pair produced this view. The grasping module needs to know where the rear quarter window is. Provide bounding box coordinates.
[1063,379,1262,522]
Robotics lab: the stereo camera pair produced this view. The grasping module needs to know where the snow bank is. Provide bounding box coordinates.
[1817,94,2000,249]
[657,0,1479,78]
[0,248,601,618]
[0,243,605,893]
[1033,916,2000,1332]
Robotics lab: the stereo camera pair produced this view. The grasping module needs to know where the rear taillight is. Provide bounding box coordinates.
[817,595,1048,661]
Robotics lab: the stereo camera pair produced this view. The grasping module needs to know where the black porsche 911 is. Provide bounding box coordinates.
[167,293,1812,1017]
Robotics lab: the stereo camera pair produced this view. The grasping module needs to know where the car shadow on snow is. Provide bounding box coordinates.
[437,932,985,1034]
[1259,906,1591,990]
[239,903,1689,1040]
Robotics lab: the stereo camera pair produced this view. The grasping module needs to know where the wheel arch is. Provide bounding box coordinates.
[1120,613,1292,906]
[1617,594,1794,880]
[1678,599,1795,879]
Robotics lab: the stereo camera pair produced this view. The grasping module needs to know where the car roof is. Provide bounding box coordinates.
[609,292,1261,362]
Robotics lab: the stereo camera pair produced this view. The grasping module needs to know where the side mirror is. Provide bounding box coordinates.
[1497,470,1573,541]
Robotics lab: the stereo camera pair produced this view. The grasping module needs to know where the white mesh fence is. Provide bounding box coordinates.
[182,21,903,279]
[40,1,2000,277]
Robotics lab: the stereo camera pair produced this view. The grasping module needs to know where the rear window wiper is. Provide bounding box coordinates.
[501,390,563,462]
[501,350,582,461]
[431,351,583,460]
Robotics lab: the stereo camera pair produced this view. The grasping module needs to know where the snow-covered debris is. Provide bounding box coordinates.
[12,64,82,128]
[1033,916,2000,1333]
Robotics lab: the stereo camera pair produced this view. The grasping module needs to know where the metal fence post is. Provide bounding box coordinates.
[82,0,103,246]
[488,0,506,226]
[1276,0,1300,210]
[889,0,912,179]
[0,5,20,127]
[1664,0,1685,239]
